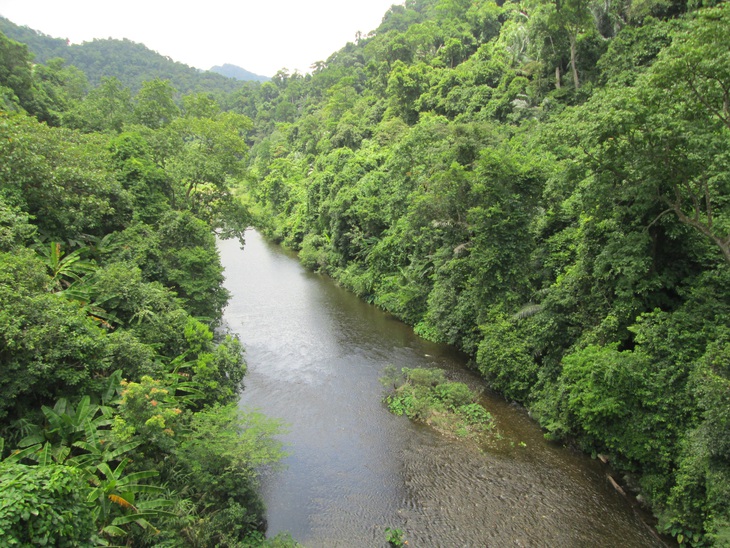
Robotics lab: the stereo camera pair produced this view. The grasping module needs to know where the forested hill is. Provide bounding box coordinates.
[0,16,251,94]
[240,0,730,545]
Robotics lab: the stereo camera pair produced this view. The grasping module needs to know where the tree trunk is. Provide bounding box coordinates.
[569,34,580,89]
[555,66,562,89]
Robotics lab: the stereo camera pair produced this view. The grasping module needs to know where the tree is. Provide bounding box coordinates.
[108,131,172,224]
[33,58,89,125]
[558,0,593,89]
[0,250,110,424]
[164,112,250,202]
[564,4,730,264]
[182,92,221,118]
[386,61,433,123]
[0,112,131,239]
[528,0,594,89]
[134,78,180,129]
[0,195,35,251]
[648,4,730,258]
[155,210,230,320]
[67,76,133,133]
[0,32,36,113]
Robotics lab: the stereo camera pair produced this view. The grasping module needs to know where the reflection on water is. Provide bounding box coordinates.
[220,231,665,547]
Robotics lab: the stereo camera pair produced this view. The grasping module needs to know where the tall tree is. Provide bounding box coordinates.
[67,76,133,133]
[134,78,179,129]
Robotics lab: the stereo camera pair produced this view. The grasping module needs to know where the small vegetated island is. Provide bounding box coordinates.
[381,366,495,441]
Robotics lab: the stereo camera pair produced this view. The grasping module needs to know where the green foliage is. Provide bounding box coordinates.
[476,310,537,402]
[0,195,35,251]
[0,32,38,114]
[659,334,730,545]
[544,344,663,462]
[35,241,96,292]
[299,233,330,271]
[134,78,179,129]
[0,16,246,96]
[3,0,730,543]
[102,372,285,545]
[112,377,182,458]
[183,317,247,406]
[0,17,69,65]
[0,249,112,424]
[0,112,132,239]
[0,462,96,546]
[155,211,230,320]
[169,404,286,544]
[4,383,178,544]
[31,58,89,126]
[0,36,278,544]
[0,31,86,125]
[385,526,407,547]
[108,131,171,224]
[1,373,284,546]
[19,394,117,455]
[382,367,494,439]
[66,76,134,133]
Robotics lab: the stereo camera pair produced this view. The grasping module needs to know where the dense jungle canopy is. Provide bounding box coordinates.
[0,0,729,545]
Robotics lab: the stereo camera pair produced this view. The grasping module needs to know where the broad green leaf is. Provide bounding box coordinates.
[120,470,158,484]
[102,525,127,537]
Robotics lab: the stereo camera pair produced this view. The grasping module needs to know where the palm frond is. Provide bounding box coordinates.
[108,494,137,511]
[513,303,543,320]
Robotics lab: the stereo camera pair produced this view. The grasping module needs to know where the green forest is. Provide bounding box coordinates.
[1,0,729,545]
[0,25,293,548]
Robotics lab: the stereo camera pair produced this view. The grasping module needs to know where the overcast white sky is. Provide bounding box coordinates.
[0,0,401,77]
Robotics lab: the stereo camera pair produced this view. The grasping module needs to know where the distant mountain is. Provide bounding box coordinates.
[210,64,269,82]
[0,16,250,94]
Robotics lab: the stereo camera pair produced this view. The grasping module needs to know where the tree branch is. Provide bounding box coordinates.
[683,60,730,131]
[647,208,674,229]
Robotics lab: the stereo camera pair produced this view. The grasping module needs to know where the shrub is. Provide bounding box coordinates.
[0,462,95,546]
[381,367,493,439]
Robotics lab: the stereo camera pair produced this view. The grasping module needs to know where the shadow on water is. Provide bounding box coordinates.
[219,230,666,547]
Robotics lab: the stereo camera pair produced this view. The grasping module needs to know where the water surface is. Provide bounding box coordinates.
[220,231,664,547]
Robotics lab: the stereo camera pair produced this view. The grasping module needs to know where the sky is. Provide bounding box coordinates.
[0,0,402,77]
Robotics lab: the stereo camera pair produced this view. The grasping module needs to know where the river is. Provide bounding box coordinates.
[219,230,665,547]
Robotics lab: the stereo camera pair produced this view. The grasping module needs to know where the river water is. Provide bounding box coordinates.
[220,231,665,547]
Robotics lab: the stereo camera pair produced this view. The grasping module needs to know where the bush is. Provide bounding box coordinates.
[0,462,95,546]
[381,367,493,439]
[476,311,537,402]
[299,233,329,271]
[433,381,474,409]
[406,367,446,387]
